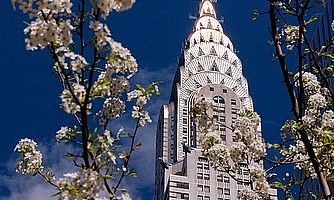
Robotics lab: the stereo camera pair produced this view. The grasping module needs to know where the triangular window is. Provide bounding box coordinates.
[207,20,212,29]
[232,86,237,92]
[198,62,204,71]
[209,33,214,42]
[198,47,205,56]
[226,67,232,76]
[227,44,231,50]
[211,61,219,72]
[190,53,195,60]
[200,34,205,42]
[237,77,242,84]
[220,38,224,45]
[194,80,202,88]
[200,23,204,29]
[186,89,193,95]
[220,79,225,85]
[209,46,217,56]
[189,70,193,77]
[223,51,228,60]
[207,76,212,83]
[232,60,238,67]
[194,39,197,44]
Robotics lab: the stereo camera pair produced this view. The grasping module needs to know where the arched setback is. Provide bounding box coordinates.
[186,84,242,149]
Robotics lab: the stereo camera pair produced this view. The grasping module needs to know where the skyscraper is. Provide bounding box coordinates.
[154,1,276,199]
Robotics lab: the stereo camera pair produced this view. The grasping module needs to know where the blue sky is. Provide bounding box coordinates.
[0,1,291,199]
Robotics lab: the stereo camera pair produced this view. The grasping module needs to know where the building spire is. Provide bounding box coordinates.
[198,0,217,18]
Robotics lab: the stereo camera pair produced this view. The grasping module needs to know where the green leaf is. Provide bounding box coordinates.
[306,14,320,25]
[271,181,284,189]
[129,172,137,177]
[135,83,146,92]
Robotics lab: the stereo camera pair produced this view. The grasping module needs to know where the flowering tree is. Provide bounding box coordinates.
[266,0,334,199]
[12,0,159,199]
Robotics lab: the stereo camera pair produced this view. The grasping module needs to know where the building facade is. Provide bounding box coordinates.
[154,1,276,199]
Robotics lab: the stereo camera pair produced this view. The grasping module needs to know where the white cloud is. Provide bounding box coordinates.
[0,144,75,200]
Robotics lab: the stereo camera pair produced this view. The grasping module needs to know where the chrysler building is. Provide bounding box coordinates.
[154,1,277,199]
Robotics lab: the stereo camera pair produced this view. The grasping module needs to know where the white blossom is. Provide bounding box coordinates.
[24,18,73,50]
[56,126,75,142]
[97,0,136,19]
[194,97,269,198]
[57,169,103,200]
[60,83,88,114]
[98,97,125,125]
[107,40,138,77]
[119,192,132,200]
[131,106,152,126]
[90,21,112,50]
[282,25,302,50]
[14,138,43,175]
[63,52,88,73]
[238,187,261,200]
[12,0,73,17]
[95,130,117,164]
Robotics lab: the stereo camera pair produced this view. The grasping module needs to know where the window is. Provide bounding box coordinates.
[207,20,212,29]
[204,196,210,200]
[197,163,203,169]
[198,47,205,56]
[200,35,205,42]
[204,186,210,193]
[210,46,217,55]
[197,173,203,179]
[204,163,209,170]
[197,195,203,200]
[223,176,230,183]
[225,67,232,77]
[204,174,210,180]
[218,188,223,195]
[198,62,204,71]
[198,185,203,192]
[223,89,227,93]
[231,99,237,105]
[211,61,219,71]
[224,188,230,195]
[170,192,189,199]
[232,134,237,142]
[181,193,189,199]
[223,51,228,60]
[220,134,226,141]
[217,175,223,182]
[210,87,214,91]
[213,96,224,104]
[170,181,189,189]
[177,182,189,189]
